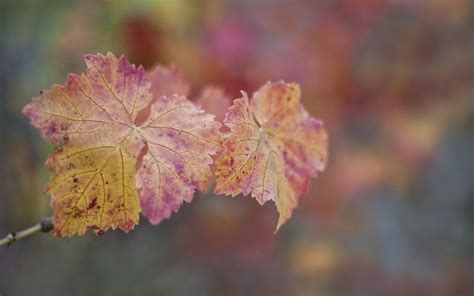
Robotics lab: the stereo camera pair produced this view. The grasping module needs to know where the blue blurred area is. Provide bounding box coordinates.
[0,0,473,294]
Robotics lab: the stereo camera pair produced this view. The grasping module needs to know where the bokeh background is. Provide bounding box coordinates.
[1,0,473,295]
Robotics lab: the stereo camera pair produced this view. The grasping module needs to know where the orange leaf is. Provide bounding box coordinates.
[23,53,221,236]
[214,82,327,231]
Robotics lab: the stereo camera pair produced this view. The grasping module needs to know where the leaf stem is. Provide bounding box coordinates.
[0,217,54,248]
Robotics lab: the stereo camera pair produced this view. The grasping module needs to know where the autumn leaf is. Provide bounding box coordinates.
[148,65,190,99]
[23,53,221,236]
[214,82,328,231]
[134,64,190,126]
[195,86,232,123]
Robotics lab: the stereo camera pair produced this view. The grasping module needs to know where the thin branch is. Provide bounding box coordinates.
[0,217,54,248]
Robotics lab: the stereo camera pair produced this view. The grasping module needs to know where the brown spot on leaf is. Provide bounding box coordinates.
[87,197,98,210]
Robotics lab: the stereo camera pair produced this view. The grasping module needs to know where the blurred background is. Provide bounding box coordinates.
[0,0,473,295]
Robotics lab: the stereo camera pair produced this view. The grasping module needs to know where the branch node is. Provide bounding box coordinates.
[0,217,54,248]
[7,232,16,247]
[40,217,54,233]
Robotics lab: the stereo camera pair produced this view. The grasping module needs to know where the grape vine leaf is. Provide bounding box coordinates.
[214,82,328,231]
[195,86,232,123]
[23,53,221,236]
[148,65,190,99]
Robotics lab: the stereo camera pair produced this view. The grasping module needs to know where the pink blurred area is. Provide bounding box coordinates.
[0,0,472,295]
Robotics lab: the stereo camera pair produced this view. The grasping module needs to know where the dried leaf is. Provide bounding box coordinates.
[214,82,327,230]
[23,53,221,236]
[195,86,232,123]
